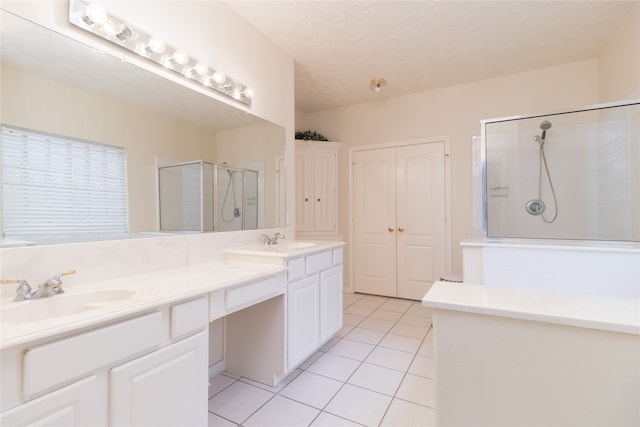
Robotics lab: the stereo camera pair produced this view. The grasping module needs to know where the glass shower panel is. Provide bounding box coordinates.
[483,101,639,242]
[243,169,259,230]
[158,161,213,232]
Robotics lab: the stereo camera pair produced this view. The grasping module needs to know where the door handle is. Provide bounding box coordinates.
[388,226,394,232]
[398,226,405,232]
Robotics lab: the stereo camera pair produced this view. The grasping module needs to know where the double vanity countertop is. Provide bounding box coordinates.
[1,241,344,350]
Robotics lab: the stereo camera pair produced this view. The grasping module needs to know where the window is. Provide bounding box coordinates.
[1,125,128,244]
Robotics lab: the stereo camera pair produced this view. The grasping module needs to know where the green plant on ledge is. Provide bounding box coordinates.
[295,130,329,141]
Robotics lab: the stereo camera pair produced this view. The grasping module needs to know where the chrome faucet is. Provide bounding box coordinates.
[1,279,33,301]
[262,232,286,246]
[1,270,76,302]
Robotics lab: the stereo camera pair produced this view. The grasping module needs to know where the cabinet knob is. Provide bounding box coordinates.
[317,198,321,202]
[388,226,394,232]
[398,226,405,232]
[305,198,309,202]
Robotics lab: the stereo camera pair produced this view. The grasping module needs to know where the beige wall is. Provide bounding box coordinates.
[598,2,640,102]
[298,59,600,285]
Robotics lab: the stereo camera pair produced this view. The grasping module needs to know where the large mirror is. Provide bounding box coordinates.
[0,11,286,246]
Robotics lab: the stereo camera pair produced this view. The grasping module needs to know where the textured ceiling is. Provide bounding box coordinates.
[225,1,637,113]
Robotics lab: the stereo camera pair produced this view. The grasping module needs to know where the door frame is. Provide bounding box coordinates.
[348,136,452,293]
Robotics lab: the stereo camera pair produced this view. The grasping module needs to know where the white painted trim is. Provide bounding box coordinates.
[348,135,453,294]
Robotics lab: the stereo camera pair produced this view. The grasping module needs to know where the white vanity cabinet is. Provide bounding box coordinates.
[286,246,344,370]
[0,296,209,426]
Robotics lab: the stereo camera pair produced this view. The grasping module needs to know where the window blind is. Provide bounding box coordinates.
[1,125,128,243]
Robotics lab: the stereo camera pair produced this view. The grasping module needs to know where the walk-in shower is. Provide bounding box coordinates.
[480,100,639,242]
[158,161,259,232]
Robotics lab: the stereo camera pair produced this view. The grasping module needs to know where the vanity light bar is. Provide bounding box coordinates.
[68,0,253,106]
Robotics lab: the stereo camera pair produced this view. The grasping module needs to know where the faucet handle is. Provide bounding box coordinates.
[2,279,33,301]
[43,270,76,293]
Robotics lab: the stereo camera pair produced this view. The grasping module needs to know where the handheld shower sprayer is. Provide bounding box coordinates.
[539,120,552,143]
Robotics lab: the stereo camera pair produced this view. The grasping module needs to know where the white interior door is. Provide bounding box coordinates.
[353,147,397,297]
[396,143,446,299]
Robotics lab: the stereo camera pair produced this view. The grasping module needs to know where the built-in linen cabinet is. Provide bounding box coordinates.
[0,296,209,426]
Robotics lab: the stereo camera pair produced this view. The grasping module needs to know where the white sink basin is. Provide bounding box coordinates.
[276,241,317,249]
[1,289,135,324]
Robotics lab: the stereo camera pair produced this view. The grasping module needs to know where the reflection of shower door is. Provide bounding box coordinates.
[353,142,446,300]
[243,170,259,230]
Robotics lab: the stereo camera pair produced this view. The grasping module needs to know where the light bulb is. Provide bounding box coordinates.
[212,71,226,85]
[148,37,166,54]
[116,24,139,42]
[194,63,209,75]
[83,3,107,26]
[172,50,189,66]
[243,88,254,99]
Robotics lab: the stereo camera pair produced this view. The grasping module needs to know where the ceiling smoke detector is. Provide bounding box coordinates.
[369,78,386,93]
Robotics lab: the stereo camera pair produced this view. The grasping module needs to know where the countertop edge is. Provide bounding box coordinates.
[422,282,640,336]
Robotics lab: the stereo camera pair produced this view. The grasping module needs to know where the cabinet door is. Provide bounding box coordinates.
[111,331,208,427]
[320,265,344,342]
[0,376,101,426]
[295,146,314,232]
[287,275,320,369]
[312,147,337,232]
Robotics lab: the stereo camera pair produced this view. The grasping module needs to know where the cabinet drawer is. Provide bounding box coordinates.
[23,312,163,398]
[210,274,285,320]
[287,258,305,282]
[171,296,209,340]
[306,251,332,275]
[332,247,343,265]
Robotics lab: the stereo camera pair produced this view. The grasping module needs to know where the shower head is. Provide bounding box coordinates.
[540,120,552,141]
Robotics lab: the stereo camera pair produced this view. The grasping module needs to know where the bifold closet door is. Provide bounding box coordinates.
[353,147,397,297]
[353,142,446,299]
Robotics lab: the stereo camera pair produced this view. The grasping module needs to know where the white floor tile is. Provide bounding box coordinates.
[369,308,404,322]
[362,294,390,302]
[379,302,411,313]
[380,398,434,426]
[399,312,432,327]
[396,374,435,408]
[207,412,238,427]
[353,298,384,309]
[406,304,433,317]
[390,322,429,339]
[379,333,422,353]
[344,304,375,317]
[306,352,361,382]
[365,346,415,372]
[244,395,320,427]
[344,326,386,345]
[342,313,365,326]
[417,339,433,357]
[241,369,301,393]
[299,350,324,370]
[320,337,340,352]
[408,355,434,378]
[310,412,362,427]
[279,371,343,409]
[209,374,236,398]
[358,317,396,332]
[325,384,392,426]
[327,338,375,361]
[334,324,354,338]
[208,381,274,424]
[347,362,404,396]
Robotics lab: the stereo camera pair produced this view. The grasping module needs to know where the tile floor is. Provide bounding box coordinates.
[208,293,434,426]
